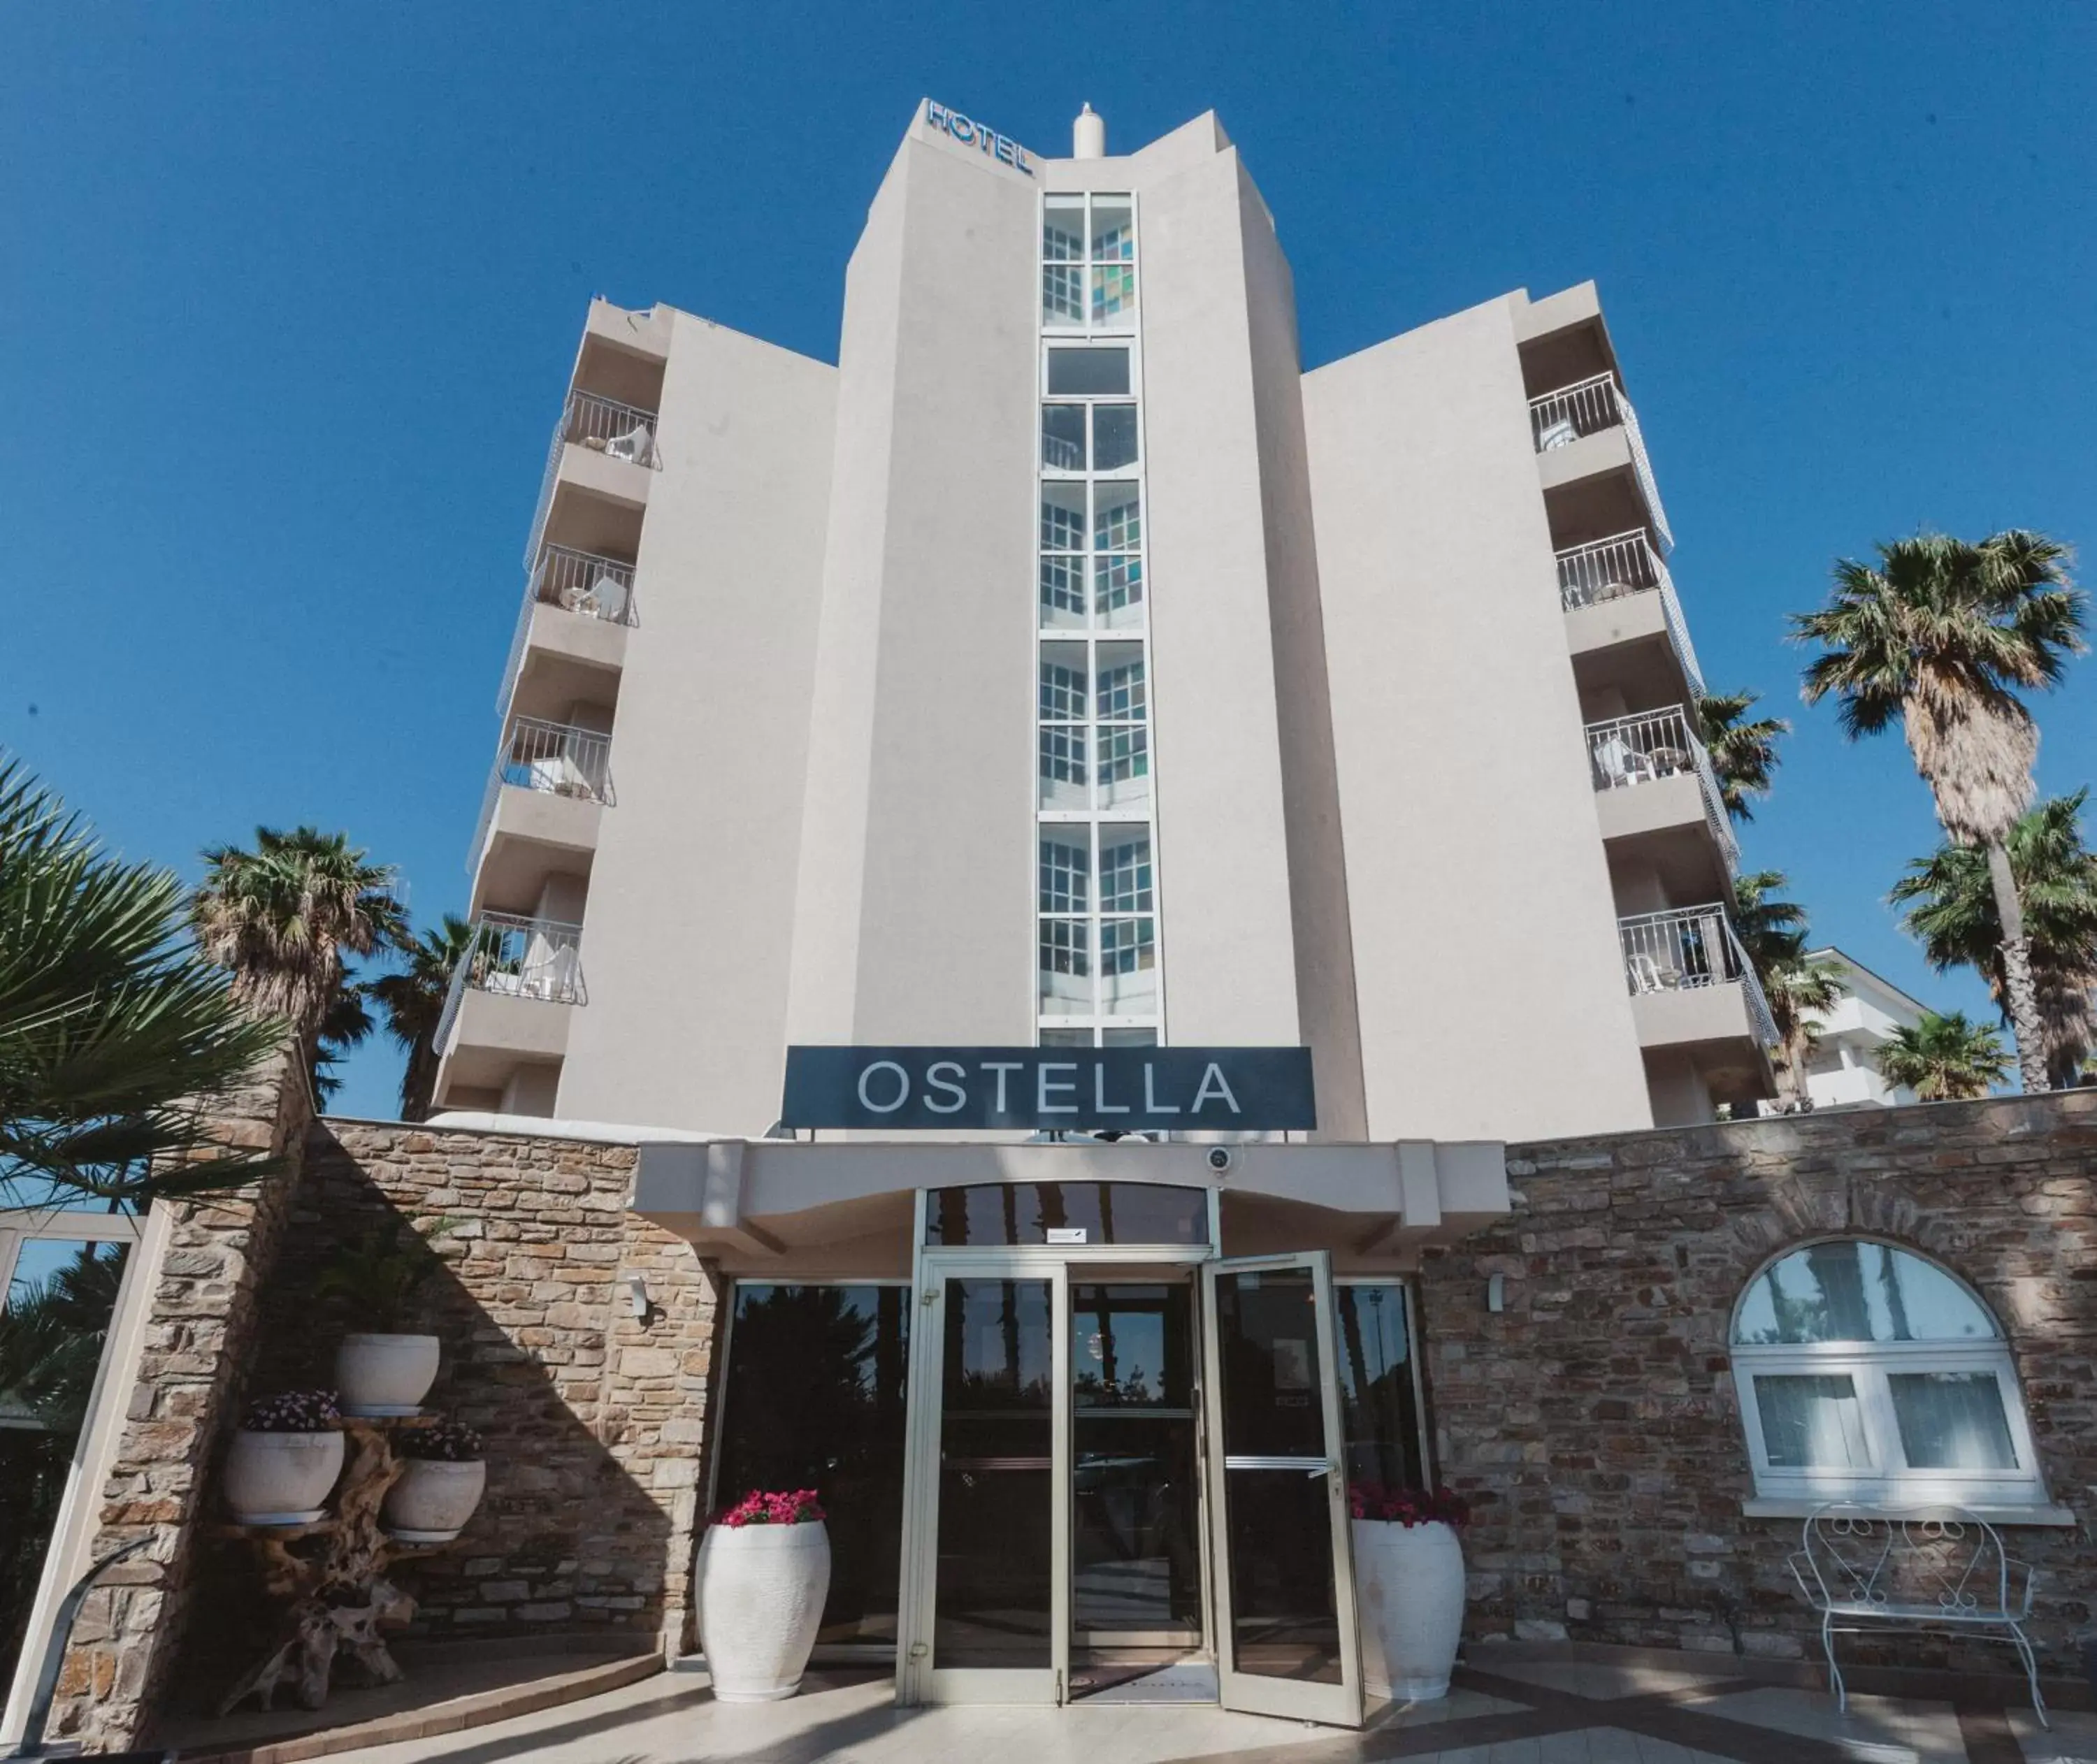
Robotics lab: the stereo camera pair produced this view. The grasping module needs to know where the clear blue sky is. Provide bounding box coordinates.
[4,3,2092,1120]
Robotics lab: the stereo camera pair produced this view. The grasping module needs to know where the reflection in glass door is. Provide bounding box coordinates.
[1201,1253,1362,1727]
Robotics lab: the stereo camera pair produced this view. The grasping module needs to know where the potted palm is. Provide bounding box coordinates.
[316,1221,451,1417]
[1350,1484,1471,1701]
[224,1390,345,1525]
[695,1489,830,1701]
[383,1419,487,1542]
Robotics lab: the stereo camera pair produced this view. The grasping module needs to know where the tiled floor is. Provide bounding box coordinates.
[319,1650,2073,1764]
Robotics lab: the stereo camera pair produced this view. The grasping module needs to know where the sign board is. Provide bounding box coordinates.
[779,1046,1316,1134]
[925,101,1035,175]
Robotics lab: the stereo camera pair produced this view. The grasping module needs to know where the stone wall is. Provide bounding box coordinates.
[240,1121,718,1658]
[1420,1090,2097,1672]
[51,1043,314,1751]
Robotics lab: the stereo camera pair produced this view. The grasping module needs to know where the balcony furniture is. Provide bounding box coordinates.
[1591,736,1650,790]
[1646,744,1691,776]
[1536,416,1577,450]
[1627,953,1681,993]
[1789,1504,2047,1727]
[602,422,656,465]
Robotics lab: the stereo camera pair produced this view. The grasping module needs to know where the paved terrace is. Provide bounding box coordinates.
[306,1649,2089,1764]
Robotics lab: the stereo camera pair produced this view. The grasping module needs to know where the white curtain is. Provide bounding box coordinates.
[1754,1374,1870,1468]
[1889,1371,2017,1470]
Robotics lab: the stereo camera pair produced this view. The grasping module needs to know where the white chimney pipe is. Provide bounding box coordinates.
[1072,102,1105,160]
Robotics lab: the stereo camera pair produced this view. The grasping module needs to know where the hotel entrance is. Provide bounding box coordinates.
[895,1184,1364,1726]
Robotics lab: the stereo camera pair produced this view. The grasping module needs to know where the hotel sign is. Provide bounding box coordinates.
[780,1046,1316,1133]
[925,101,1035,176]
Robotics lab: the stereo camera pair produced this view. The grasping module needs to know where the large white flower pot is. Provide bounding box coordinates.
[696,1521,831,1702]
[224,1429,345,1525]
[383,1458,487,1542]
[336,1333,441,1417]
[1353,1519,1467,1701]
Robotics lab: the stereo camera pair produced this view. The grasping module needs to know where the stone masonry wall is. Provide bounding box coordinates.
[234,1120,719,1663]
[51,1043,314,1751]
[1419,1090,2097,1674]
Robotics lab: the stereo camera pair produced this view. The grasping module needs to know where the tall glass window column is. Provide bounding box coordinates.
[1037,191,1161,1050]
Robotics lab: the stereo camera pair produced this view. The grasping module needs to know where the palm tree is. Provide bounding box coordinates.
[0,758,281,1211]
[367,916,476,1120]
[312,982,375,1108]
[191,828,405,1060]
[1729,872,1845,1111]
[1731,870,1808,976]
[1877,1011,2010,1101]
[1697,690,1790,823]
[1889,792,2097,1088]
[1792,530,2084,1092]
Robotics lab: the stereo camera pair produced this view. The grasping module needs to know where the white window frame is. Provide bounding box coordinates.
[1729,1240,2050,1512]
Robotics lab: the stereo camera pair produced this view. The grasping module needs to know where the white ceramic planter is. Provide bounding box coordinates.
[336,1333,441,1417]
[696,1521,831,1702]
[383,1457,487,1542]
[224,1429,345,1525]
[1353,1518,1467,1701]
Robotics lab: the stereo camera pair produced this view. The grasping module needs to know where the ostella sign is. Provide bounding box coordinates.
[780,1046,1316,1133]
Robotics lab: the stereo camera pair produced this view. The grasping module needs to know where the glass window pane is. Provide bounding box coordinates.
[1042,263,1085,328]
[1039,834,1089,913]
[936,1278,1053,1667]
[1752,1373,1871,1468]
[1090,196,1134,260]
[1097,726,1150,811]
[1095,655,1146,721]
[1039,918,1091,1014]
[1102,1028,1158,1047]
[1100,918,1157,1014]
[1042,403,1087,471]
[1040,555,1086,628]
[1093,405,1139,470]
[926,1184,1210,1247]
[1093,555,1145,626]
[1889,1371,2019,1470]
[1046,348,1130,397]
[714,1285,909,1644]
[1093,482,1141,549]
[1735,1243,1998,1345]
[1044,196,1086,261]
[1039,1028,1094,1048]
[1335,1283,1423,1490]
[1040,481,1087,549]
[1039,726,1088,810]
[1039,654,1088,721]
[1098,832,1152,912]
[1092,263,1137,324]
[1,1238,131,1687]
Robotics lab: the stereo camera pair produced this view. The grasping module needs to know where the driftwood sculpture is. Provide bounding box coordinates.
[217,1418,442,1714]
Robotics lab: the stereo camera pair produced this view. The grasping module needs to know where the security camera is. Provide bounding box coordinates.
[1206,1145,1236,1174]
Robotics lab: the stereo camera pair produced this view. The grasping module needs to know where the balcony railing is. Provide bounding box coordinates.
[1585,706,1739,872]
[1529,373,1673,552]
[1554,530,1706,699]
[493,544,640,717]
[1619,904,1776,1047]
[468,718,614,870]
[523,389,662,570]
[433,913,587,1055]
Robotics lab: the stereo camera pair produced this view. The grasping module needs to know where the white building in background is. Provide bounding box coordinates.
[430,101,1772,1140]
[1800,946,1925,1110]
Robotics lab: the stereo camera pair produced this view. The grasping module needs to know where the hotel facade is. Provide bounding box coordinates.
[11,105,2094,1755]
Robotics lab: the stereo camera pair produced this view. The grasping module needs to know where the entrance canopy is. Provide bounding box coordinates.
[630,1137,1508,1275]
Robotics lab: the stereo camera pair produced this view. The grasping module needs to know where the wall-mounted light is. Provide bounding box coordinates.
[1487,1273,1506,1313]
[622,1275,650,1320]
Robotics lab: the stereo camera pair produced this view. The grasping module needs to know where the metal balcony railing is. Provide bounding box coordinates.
[1619,904,1776,1047]
[522,389,662,570]
[1553,530,1706,699]
[1529,373,1673,551]
[1585,706,1739,872]
[433,913,588,1055]
[534,544,637,623]
[466,718,614,871]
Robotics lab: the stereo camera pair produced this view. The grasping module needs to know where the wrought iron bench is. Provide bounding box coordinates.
[1789,1504,2047,1727]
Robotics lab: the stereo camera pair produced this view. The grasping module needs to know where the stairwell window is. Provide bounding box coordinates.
[1730,1240,2047,1510]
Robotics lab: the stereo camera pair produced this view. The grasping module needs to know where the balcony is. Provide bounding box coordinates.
[523,390,661,573]
[1530,373,1673,553]
[1619,904,1776,1051]
[1557,530,1704,703]
[433,913,586,1100]
[468,718,611,909]
[1585,706,1738,875]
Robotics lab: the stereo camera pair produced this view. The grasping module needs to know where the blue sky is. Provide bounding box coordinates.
[3,3,2091,1119]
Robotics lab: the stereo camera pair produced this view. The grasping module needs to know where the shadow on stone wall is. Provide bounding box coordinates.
[169,1120,718,1714]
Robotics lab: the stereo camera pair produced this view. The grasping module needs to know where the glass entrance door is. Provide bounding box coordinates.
[900,1261,1067,1705]
[1201,1252,1363,1726]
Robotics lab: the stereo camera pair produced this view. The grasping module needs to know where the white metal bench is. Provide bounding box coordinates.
[1789,1504,2047,1727]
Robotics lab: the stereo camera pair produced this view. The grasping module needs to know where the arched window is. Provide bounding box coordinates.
[1730,1240,2047,1509]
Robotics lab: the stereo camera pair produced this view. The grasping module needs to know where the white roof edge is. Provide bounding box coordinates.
[1806,947,1930,1018]
[416,1111,746,1146]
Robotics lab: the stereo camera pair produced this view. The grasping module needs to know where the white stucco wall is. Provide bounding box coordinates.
[1302,296,1655,1141]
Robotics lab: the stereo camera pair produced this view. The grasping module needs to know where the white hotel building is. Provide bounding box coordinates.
[434,100,1770,1143]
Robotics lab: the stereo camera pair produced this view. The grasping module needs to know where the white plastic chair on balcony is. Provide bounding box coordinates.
[1789,1505,2047,1727]
[1536,416,1578,451]
[1591,734,1651,790]
[1627,951,1680,994]
[602,422,655,466]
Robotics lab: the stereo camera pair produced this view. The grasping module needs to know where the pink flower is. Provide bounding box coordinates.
[714,1488,827,1528]
[1346,1482,1471,1529]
